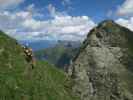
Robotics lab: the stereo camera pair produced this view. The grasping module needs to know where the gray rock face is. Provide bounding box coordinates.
[68,20,133,100]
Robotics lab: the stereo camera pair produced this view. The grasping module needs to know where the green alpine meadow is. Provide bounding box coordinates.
[0,31,79,100]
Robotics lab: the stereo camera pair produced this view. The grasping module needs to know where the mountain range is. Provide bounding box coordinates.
[0,20,133,100]
[34,41,81,69]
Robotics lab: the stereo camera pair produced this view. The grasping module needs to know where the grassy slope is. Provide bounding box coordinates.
[31,61,78,100]
[0,31,78,100]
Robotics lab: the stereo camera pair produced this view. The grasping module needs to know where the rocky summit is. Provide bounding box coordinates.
[68,20,133,100]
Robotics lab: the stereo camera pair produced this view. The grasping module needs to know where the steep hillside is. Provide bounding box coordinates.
[0,31,79,100]
[69,20,133,100]
[35,44,80,69]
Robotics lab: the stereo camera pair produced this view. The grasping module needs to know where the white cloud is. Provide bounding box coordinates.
[0,0,24,8]
[47,4,57,17]
[26,3,35,11]
[47,4,67,18]
[22,19,42,30]
[21,15,96,41]
[117,0,133,16]
[0,3,96,41]
[116,17,133,31]
[0,9,96,41]
[16,11,32,19]
[62,0,71,6]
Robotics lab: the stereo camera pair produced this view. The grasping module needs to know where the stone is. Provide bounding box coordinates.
[68,20,133,100]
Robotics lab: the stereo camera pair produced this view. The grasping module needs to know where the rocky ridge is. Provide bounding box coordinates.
[68,20,133,100]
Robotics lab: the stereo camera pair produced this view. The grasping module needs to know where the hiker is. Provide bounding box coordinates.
[23,46,36,69]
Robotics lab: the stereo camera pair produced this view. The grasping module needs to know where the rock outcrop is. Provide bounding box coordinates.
[68,20,133,100]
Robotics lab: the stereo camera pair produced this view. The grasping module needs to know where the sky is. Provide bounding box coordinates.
[0,0,133,41]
